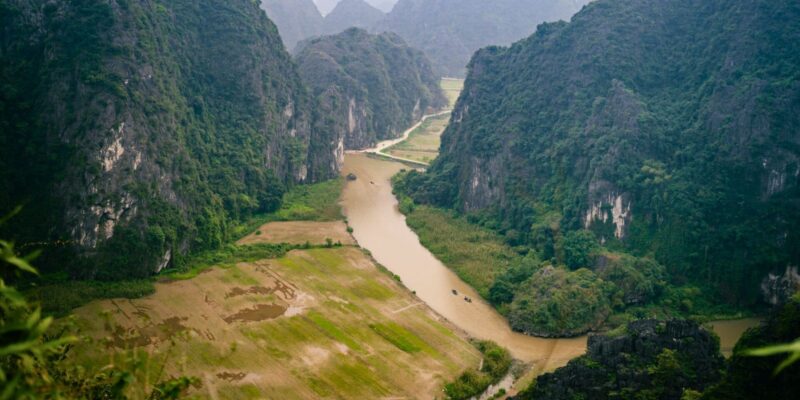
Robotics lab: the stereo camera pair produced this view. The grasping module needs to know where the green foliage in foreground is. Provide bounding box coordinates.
[1,221,195,399]
[745,339,800,374]
[443,341,512,400]
[703,297,800,400]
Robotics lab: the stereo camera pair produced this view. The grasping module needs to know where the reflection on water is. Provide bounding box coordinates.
[340,153,587,370]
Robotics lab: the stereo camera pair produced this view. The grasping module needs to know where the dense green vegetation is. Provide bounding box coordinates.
[24,179,342,316]
[396,203,518,298]
[508,266,613,337]
[381,0,589,76]
[395,180,750,336]
[443,341,512,400]
[400,0,800,332]
[516,320,726,400]
[0,0,340,280]
[513,299,800,400]
[703,296,800,400]
[296,27,445,149]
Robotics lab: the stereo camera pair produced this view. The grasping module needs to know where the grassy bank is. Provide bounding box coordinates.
[393,174,757,336]
[444,340,513,400]
[400,204,521,299]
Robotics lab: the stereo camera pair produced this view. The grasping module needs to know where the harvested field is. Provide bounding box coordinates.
[441,78,464,109]
[69,241,479,399]
[385,114,450,164]
[237,221,355,246]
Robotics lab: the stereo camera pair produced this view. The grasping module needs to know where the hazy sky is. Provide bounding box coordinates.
[314,0,398,15]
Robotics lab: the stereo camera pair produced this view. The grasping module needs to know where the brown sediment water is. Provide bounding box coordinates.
[708,318,763,357]
[340,153,587,370]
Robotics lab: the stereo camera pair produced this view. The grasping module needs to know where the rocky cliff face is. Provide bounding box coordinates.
[761,266,800,306]
[514,320,725,400]
[0,0,340,278]
[296,28,445,149]
[408,0,800,304]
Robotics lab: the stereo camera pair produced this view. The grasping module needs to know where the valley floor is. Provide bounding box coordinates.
[68,221,481,399]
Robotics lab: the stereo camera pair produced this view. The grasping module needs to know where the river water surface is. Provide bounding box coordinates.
[340,153,588,371]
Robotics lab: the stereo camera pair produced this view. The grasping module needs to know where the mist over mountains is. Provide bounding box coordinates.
[264,0,590,75]
[381,0,590,76]
[315,0,397,15]
[263,0,386,50]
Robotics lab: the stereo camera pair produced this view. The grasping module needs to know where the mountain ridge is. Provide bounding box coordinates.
[0,0,341,278]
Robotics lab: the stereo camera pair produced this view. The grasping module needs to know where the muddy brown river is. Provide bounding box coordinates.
[340,153,587,371]
[707,318,763,357]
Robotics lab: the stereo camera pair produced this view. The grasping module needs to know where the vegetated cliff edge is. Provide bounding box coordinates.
[514,298,800,400]
[404,0,800,306]
[380,0,589,77]
[0,0,342,279]
[296,28,446,149]
[513,320,725,400]
[703,296,800,400]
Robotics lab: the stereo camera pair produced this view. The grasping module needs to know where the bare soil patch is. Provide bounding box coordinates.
[237,221,355,246]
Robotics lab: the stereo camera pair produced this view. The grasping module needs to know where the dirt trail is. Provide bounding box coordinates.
[351,110,452,167]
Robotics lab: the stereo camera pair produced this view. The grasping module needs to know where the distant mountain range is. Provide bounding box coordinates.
[315,0,397,15]
[380,0,590,77]
[263,0,386,50]
[264,0,590,76]
[296,28,446,149]
[323,0,385,36]
[261,0,325,50]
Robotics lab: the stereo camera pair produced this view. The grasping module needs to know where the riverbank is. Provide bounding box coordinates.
[340,153,589,365]
[60,182,482,399]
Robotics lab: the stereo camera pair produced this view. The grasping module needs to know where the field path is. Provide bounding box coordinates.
[351,110,452,167]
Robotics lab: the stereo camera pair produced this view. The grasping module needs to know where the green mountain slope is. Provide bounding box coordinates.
[296,28,445,149]
[403,0,800,313]
[0,0,341,279]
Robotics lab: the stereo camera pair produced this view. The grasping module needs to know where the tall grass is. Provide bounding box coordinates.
[403,205,520,298]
